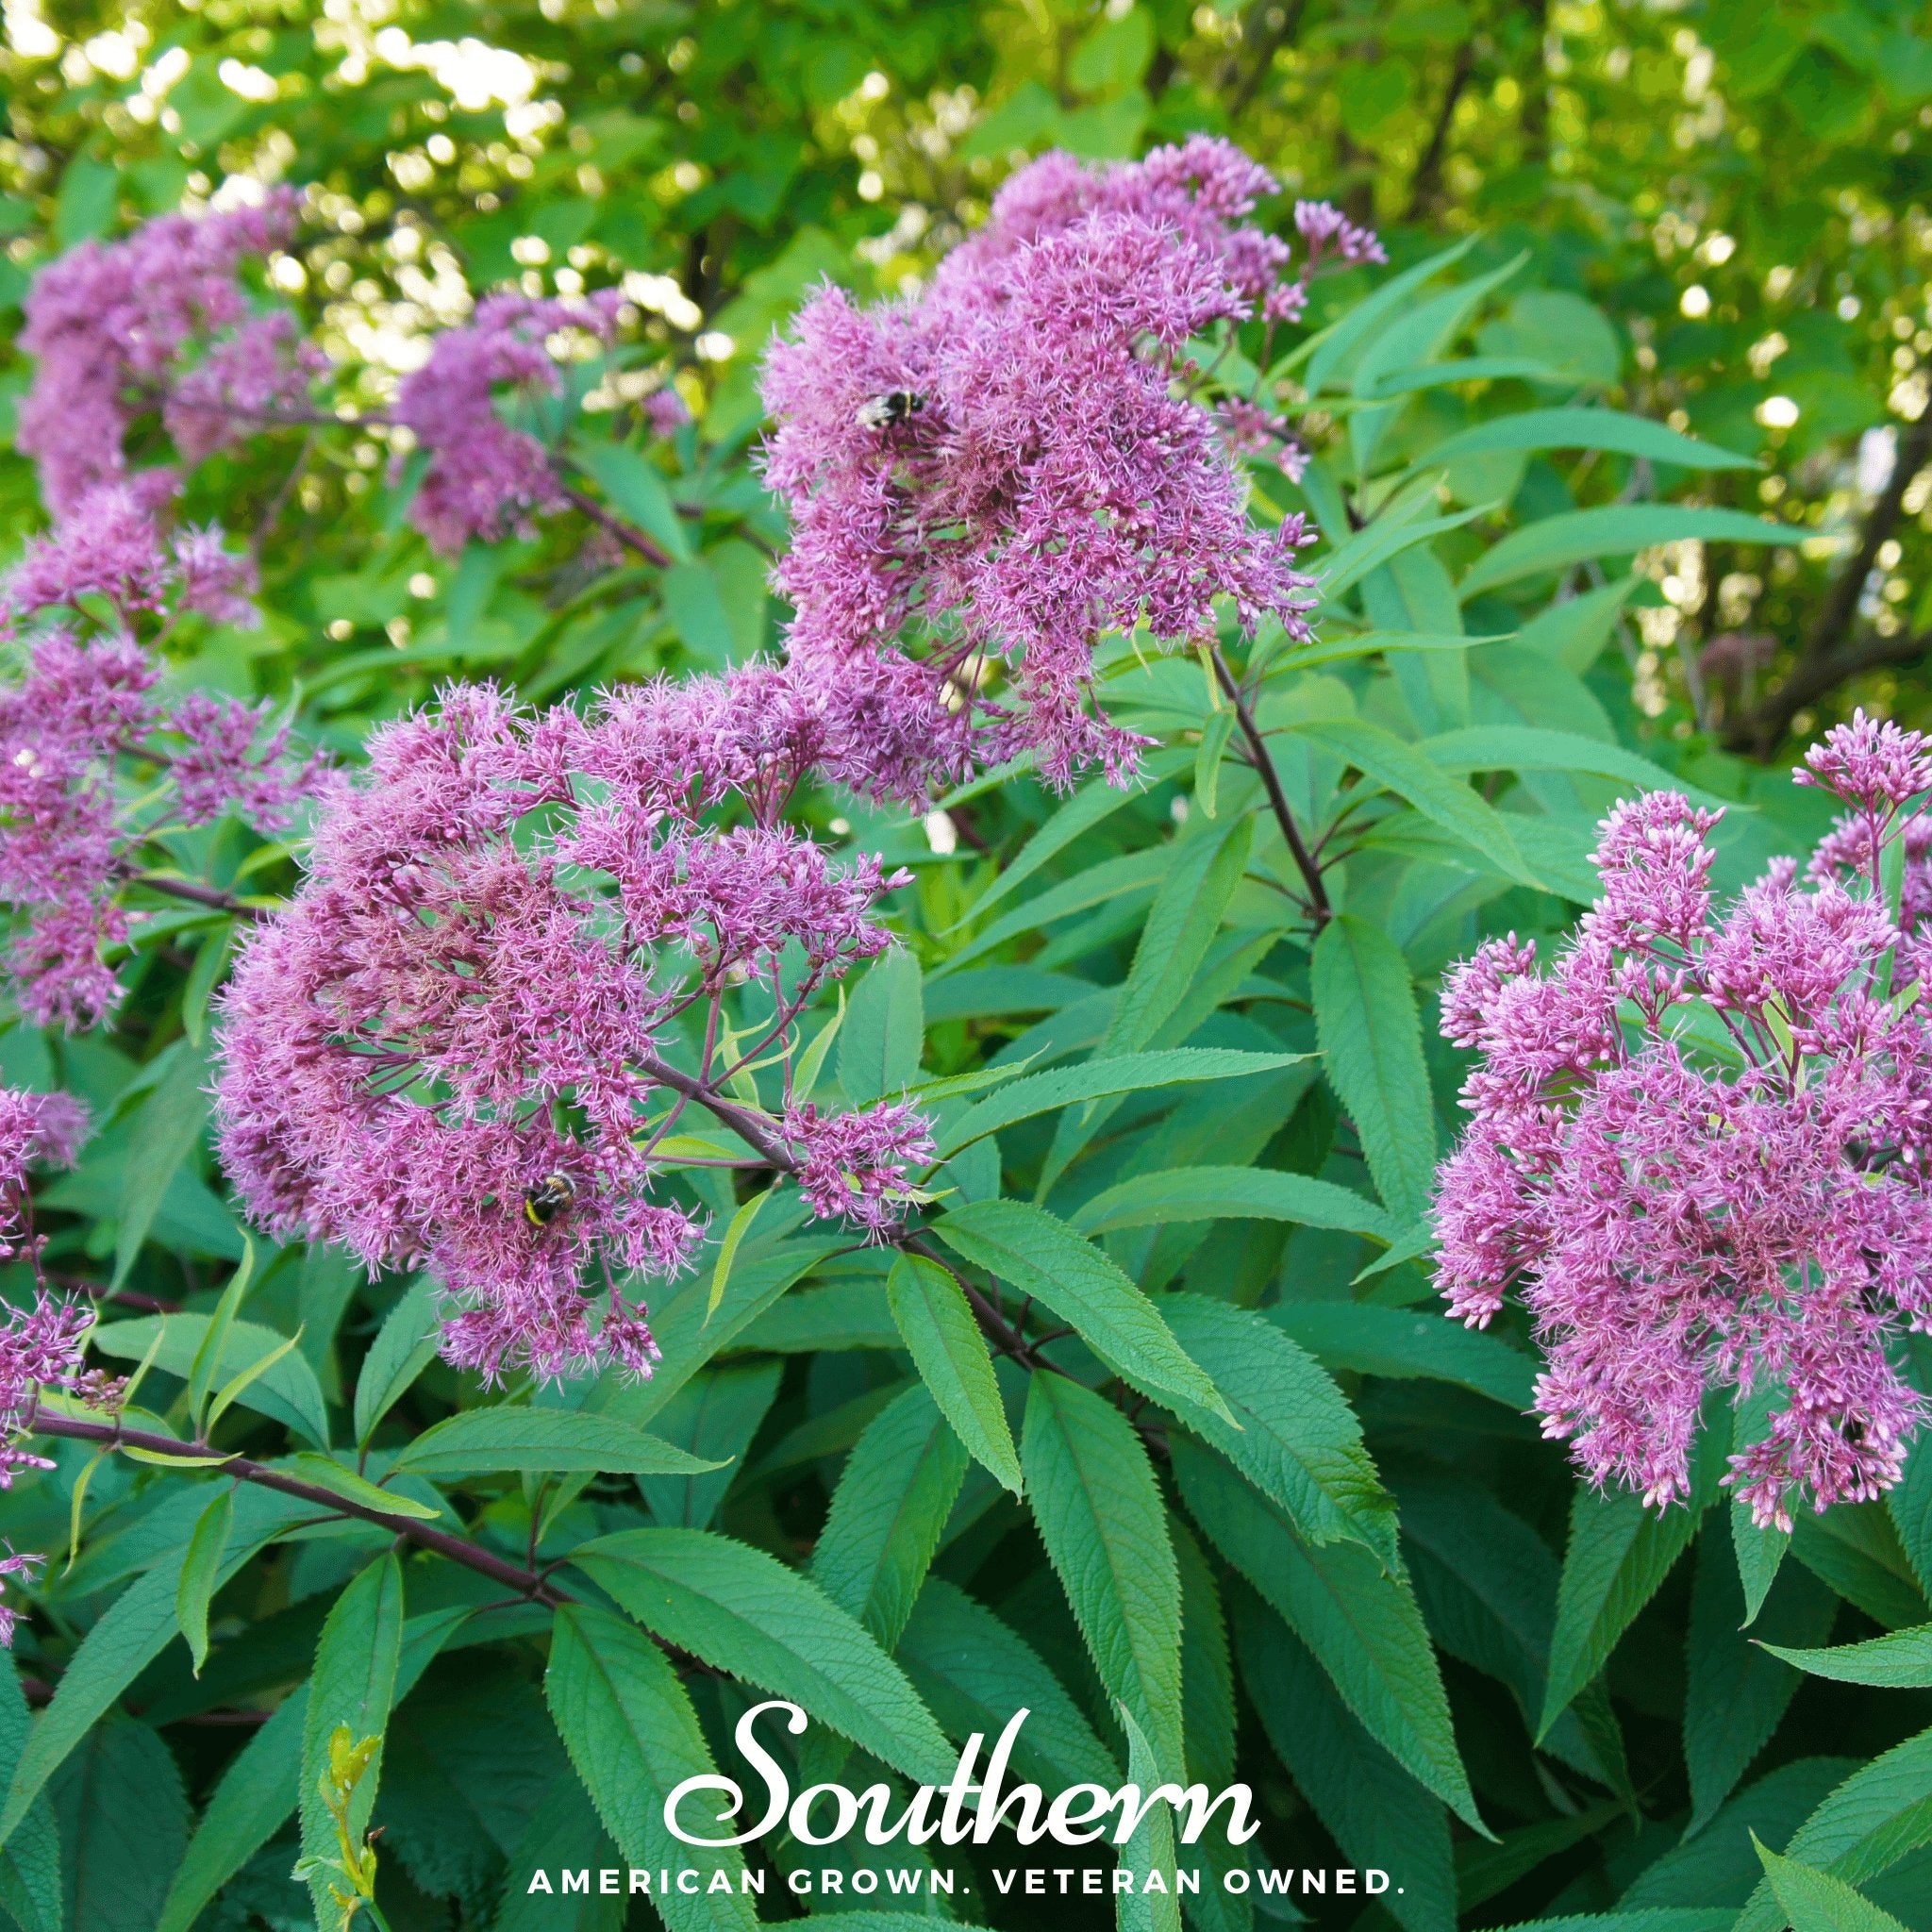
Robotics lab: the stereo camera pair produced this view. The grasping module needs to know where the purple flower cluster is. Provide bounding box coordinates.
[3,483,258,633]
[391,292,624,555]
[0,501,316,1028]
[785,1100,936,1236]
[17,192,300,515]
[760,138,1332,791]
[214,668,932,1383]
[1435,715,1932,1528]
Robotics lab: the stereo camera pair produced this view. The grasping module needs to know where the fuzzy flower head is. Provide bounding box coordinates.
[785,1098,937,1237]
[0,1286,92,1494]
[1435,728,1932,1530]
[214,670,926,1384]
[392,292,624,555]
[0,1545,42,1648]
[760,138,1330,794]
[17,193,298,515]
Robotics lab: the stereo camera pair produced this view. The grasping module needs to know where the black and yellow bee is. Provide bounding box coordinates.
[523,1172,577,1226]
[856,389,924,431]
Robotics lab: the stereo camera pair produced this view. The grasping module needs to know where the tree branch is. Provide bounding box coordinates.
[1727,411,1932,756]
[26,1409,570,1606]
[1404,41,1477,223]
[560,486,673,569]
[126,874,265,920]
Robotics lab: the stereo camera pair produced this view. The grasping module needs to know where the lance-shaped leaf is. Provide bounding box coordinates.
[352,1275,442,1447]
[175,1486,233,1676]
[1312,914,1437,1224]
[1024,1374,1185,1782]
[934,1200,1231,1422]
[840,945,924,1103]
[887,1252,1022,1495]
[812,1383,969,1650]
[1459,504,1801,597]
[92,1312,329,1447]
[1270,1302,1536,1409]
[298,1552,404,1928]
[1071,1166,1394,1241]
[1174,1437,1483,1833]
[0,1665,58,1932]
[1757,1624,1932,1689]
[1419,408,1756,472]
[1755,1840,1914,1932]
[545,1604,758,1932]
[569,1527,957,1787]
[391,1406,726,1478]
[1161,1293,1399,1568]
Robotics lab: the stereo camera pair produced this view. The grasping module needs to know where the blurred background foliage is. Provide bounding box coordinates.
[3,0,1932,760]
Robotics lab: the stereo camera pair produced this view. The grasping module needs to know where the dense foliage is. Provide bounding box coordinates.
[1,9,1932,1932]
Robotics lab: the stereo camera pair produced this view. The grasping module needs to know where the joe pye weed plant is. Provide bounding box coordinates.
[0,124,1928,1932]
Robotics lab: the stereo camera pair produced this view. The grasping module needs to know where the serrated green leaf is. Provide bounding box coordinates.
[888,1253,1022,1494]
[1024,1374,1185,1781]
[175,1485,232,1676]
[569,1527,957,1786]
[813,1383,968,1649]
[1174,1435,1483,1832]
[1756,1839,1914,1932]
[936,1048,1306,1158]
[0,1665,59,1932]
[545,1604,758,1932]
[352,1275,442,1448]
[1757,1624,1932,1688]
[1312,914,1437,1224]
[1072,1165,1394,1241]
[155,1687,307,1932]
[898,1577,1121,1789]
[92,1313,329,1448]
[934,1199,1229,1421]
[840,945,924,1104]
[393,1406,725,1478]
[1162,1293,1400,1568]
[298,1552,403,1928]
[1270,1301,1536,1408]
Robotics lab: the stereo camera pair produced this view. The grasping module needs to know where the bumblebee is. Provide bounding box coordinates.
[856,389,924,431]
[523,1172,577,1226]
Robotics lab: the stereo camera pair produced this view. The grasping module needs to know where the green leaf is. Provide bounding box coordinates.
[934,1199,1229,1421]
[175,1486,232,1677]
[812,1383,968,1649]
[352,1275,442,1448]
[205,1324,306,1437]
[1732,1728,1932,1932]
[1418,724,1731,807]
[288,1452,442,1520]
[661,558,739,664]
[155,1687,307,1932]
[1162,1293,1400,1568]
[1234,1586,1457,1932]
[950,749,1191,931]
[1117,1704,1184,1932]
[1174,1436,1483,1832]
[840,946,924,1104]
[569,1527,957,1786]
[545,1604,758,1932]
[393,1405,725,1478]
[1294,719,1540,886]
[1195,707,1237,816]
[935,1048,1307,1158]
[1735,1498,1791,1629]
[298,1552,404,1929]
[49,1716,188,1932]
[180,917,234,1049]
[1312,914,1437,1224]
[887,1252,1023,1495]
[1686,1536,1838,1830]
[1023,1373,1185,1779]
[706,1184,772,1319]
[186,1235,255,1428]
[636,1360,781,1530]
[1512,575,1641,675]
[1270,1301,1537,1408]
[92,1313,329,1448]
[0,1665,59,1932]
[1072,1165,1394,1241]
[1304,235,1479,394]
[1541,1477,1714,1737]
[1790,1506,1931,1630]
[570,437,691,559]
[1755,1839,1914,1932]
[1419,408,1757,472]
[936,846,1169,975]
[1757,1624,1932,1688]
[897,1578,1121,1789]
[112,1041,210,1289]
[1318,504,1493,607]
[1459,505,1802,597]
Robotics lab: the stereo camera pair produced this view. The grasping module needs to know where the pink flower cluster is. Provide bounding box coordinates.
[0,501,317,1029]
[213,668,934,1384]
[760,137,1332,791]
[392,292,624,555]
[17,192,301,516]
[1435,714,1932,1529]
